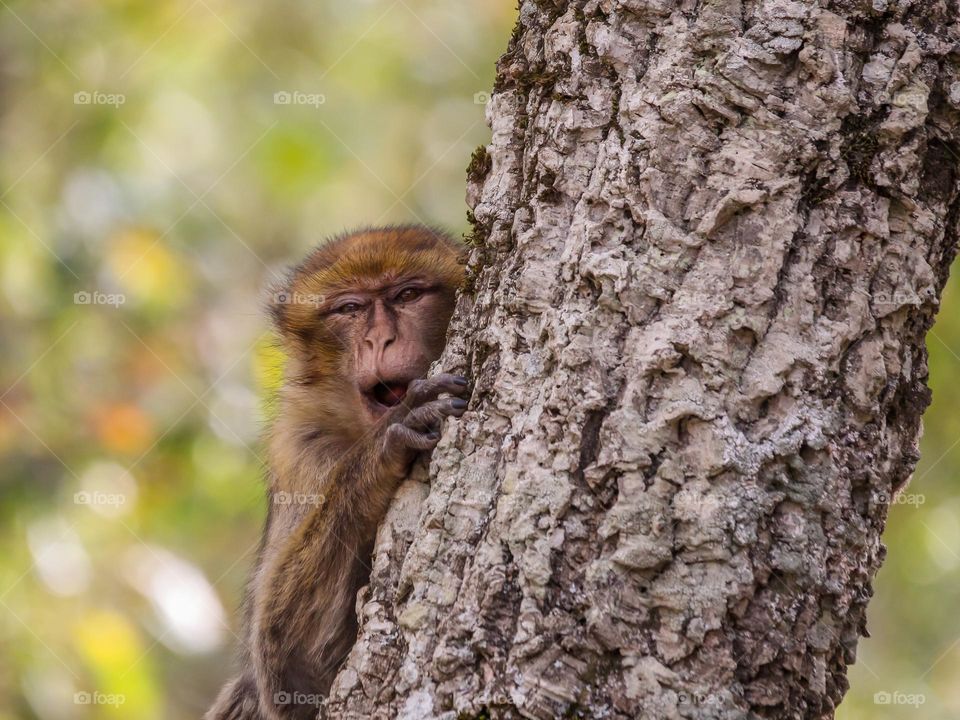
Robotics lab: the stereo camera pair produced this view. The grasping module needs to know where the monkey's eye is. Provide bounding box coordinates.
[334,302,363,315]
[395,287,423,304]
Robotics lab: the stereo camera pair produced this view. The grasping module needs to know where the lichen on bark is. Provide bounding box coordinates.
[323,1,960,718]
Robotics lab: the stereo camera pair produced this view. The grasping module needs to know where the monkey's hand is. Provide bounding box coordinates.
[380,373,469,475]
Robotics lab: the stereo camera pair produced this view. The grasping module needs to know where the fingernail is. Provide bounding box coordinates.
[453,376,468,386]
[451,398,468,409]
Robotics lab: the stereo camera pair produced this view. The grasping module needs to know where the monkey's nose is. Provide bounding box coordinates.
[364,330,396,353]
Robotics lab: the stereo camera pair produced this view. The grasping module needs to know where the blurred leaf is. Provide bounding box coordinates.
[92,403,154,456]
[73,609,161,719]
[107,229,189,311]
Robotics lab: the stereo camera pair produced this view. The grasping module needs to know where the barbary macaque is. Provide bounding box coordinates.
[206,226,467,720]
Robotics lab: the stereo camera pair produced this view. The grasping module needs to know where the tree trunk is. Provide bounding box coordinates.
[324,1,960,718]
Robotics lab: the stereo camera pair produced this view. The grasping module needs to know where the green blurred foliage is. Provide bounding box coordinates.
[0,1,956,718]
[0,1,510,717]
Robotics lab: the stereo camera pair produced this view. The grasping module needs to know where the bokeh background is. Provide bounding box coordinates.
[0,1,956,718]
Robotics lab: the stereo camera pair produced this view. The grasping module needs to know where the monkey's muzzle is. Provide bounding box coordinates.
[369,381,408,408]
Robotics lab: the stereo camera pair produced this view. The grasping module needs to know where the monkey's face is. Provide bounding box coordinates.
[271,227,465,427]
[319,277,455,420]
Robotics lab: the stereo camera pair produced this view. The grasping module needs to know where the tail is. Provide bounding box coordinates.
[205,674,263,720]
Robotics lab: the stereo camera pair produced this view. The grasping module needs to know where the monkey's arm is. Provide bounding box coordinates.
[250,374,468,720]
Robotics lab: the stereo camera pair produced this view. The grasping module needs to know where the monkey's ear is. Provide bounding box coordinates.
[265,277,320,358]
[266,279,292,335]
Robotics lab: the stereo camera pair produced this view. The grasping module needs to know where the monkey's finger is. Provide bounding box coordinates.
[386,423,440,452]
[405,373,469,406]
[404,397,468,431]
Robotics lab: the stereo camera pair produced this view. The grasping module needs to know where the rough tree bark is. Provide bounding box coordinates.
[324,1,960,718]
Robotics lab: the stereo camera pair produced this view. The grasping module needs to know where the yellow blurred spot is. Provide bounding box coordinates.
[73,610,161,719]
[94,403,154,455]
[73,610,142,669]
[107,228,187,307]
[1,237,55,316]
[253,334,285,420]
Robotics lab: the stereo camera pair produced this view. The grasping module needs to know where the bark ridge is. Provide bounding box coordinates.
[325,1,960,718]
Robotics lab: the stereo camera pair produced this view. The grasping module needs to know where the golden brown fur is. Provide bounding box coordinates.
[206,226,466,720]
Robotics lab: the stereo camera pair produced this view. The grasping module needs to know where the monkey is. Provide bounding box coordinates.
[205,225,467,720]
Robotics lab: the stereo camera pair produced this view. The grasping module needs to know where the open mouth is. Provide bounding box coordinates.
[364,381,408,412]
